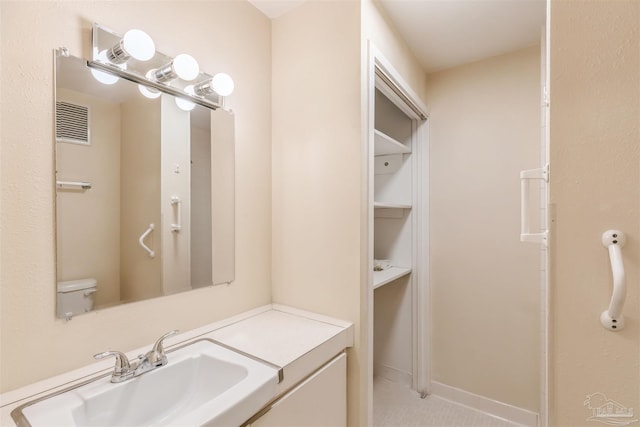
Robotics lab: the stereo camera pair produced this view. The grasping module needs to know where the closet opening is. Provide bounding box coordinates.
[366,45,430,421]
[366,25,547,425]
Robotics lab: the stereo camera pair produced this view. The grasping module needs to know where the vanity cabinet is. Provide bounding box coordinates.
[0,306,353,427]
[247,353,347,427]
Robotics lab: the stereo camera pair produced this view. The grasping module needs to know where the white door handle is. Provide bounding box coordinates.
[139,223,155,258]
[520,164,549,246]
[171,196,182,233]
[600,230,626,331]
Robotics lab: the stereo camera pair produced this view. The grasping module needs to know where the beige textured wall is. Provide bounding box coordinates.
[0,0,272,392]
[549,0,640,424]
[271,1,362,424]
[427,46,542,411]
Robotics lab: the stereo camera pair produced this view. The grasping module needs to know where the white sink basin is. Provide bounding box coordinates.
[14,339,280,426]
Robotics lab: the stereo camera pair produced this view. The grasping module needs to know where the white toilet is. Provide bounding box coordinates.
[56,278,97,320]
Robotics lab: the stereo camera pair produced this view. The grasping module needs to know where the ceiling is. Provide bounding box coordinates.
[248,0,546,73]
[377,0,546,73]
[247,0,307,19]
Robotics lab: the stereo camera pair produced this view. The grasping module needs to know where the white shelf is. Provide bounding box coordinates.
[373,267,412,289]
[374,202,412,209]
[374,129,411,156]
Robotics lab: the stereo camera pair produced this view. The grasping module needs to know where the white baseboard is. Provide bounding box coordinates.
[374,364,412,387]
[430,381,539,427]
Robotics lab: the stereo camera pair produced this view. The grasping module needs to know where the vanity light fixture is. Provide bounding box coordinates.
[90,23,231,109]
[105,29,155,64]
[193,73,235,97]
[151,54,200,83]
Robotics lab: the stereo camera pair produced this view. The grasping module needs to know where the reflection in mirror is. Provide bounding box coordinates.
[55,53,234,320]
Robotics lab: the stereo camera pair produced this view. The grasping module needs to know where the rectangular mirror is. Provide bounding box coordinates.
[54,52,234,319]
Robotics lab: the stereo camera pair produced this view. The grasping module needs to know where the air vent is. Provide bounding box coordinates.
[56,101,90,145]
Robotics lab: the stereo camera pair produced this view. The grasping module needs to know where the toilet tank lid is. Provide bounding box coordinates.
[57,278,97,292]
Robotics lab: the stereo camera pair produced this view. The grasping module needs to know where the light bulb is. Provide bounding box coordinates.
[121,30,155,61]
[172,54,200,81]
[91,68,119,85]
[138,84,161,99]
[211,73,234,96]
[106,29,155,64]
[153,54,199,83]
[175,97,196,111]
[194,73,235,97]
[175,85,196,111]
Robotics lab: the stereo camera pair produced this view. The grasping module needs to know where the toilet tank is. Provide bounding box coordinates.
[56,278,97,320]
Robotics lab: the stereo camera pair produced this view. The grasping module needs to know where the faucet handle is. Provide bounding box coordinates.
[147,330,179,367]
[94,350,134,382]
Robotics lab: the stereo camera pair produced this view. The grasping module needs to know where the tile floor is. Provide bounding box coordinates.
[373,378,523,427]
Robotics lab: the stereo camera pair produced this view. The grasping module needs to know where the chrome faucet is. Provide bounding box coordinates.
[94,330,179,383]
[93,350,135,382]
[133,330,179,376]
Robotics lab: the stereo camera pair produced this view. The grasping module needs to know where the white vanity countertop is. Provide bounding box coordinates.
[0,304,354,426]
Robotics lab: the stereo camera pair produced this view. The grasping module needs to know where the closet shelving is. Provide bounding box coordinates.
[374,202,411,209]
[373,266,412,289]
[374,129,411,155]
[372,90,413,290]
[373,130,412,209]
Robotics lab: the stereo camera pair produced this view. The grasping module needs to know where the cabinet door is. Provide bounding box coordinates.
[251,353,347,427]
